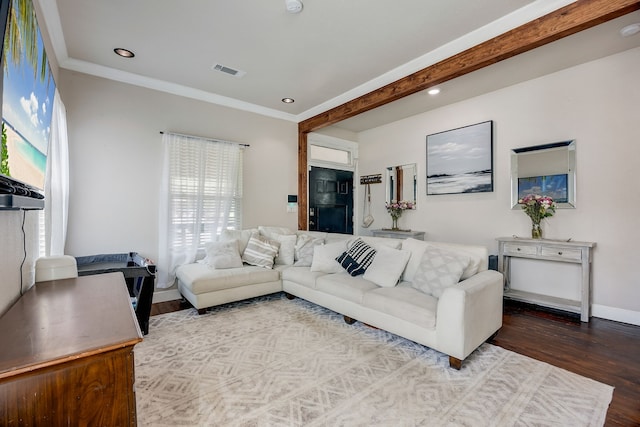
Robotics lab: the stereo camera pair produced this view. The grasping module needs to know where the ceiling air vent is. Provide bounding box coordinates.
[211,63,246,78]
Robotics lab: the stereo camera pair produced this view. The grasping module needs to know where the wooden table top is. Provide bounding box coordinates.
[0,272,143,379]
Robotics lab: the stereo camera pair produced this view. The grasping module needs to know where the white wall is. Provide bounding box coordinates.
[58,71,299,293]
[357,47,640,324]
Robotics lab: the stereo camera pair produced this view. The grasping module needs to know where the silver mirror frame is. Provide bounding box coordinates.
[511,140,576,209]
[386,163,417,208]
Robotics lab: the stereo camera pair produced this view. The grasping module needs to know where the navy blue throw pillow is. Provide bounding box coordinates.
[336,238,377,276]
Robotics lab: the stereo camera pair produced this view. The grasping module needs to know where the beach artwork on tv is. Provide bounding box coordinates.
[426,120,493,195]
[518,174,568,203]
[1,0,56,191]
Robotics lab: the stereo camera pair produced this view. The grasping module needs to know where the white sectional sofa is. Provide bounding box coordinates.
[175,226,503,369]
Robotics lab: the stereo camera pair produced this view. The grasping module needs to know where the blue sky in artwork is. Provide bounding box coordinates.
[427,122,492,175]
[2,18,56,156]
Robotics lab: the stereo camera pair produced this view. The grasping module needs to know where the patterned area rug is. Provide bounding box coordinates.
[135,293,613,426]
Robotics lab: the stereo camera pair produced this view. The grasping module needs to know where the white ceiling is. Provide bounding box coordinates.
[38,1,639,131]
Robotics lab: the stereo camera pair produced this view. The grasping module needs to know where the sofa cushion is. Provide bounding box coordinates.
[316,272,380,304]
[242,233,280,269]
[410,245,470,298]
[293,234,324,266]
[363,283,438,329]
[258,225,296,239]
[176,263,280,295]
[281,266,327,289]
[336,238,377,276]
[354,236,402,250]
[363,244,411,287]
[201,240,243,269]
[310,241,347,273]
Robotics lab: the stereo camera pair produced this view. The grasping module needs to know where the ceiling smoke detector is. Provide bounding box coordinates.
[285,0,303,14]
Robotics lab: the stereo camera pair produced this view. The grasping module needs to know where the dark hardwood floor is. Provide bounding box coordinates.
[150,297,640,426]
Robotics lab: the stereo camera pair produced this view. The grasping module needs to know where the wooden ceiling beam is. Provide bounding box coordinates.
[299,0,639,133]
[297,0,640,230]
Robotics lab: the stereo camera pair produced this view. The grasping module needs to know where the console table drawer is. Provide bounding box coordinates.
[540,246,582,261]
[503,243,538,256]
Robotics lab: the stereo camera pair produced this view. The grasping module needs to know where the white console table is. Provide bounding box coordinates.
[371,229,425,240]
[496,237,596,322]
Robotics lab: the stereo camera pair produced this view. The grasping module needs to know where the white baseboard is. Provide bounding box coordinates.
[152,288,182,304]
[592,304,640,326]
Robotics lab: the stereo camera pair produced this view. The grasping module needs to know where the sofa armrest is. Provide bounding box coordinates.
[435,270,503,360]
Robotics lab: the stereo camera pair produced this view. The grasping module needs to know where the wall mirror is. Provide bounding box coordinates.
[511,140,576,209]
[386,163,417,208]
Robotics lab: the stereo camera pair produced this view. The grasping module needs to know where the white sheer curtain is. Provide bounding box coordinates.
[157,132,243,288]
[44,89,69,256]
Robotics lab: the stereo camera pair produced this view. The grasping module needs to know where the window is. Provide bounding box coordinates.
[309,145,350,165]
[158,133,244,288]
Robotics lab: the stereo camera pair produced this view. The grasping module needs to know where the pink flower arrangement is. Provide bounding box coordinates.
[518,194,556,225]
[385,200,414,219]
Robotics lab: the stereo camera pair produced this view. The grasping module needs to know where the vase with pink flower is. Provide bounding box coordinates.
[385,200,414,231]
[518,194,556,239]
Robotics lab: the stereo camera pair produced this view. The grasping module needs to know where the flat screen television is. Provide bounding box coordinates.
[0,0,56,209]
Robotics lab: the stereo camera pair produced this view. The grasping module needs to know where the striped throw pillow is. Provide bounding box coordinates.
[242,234,280,269]
[336,238,377,276]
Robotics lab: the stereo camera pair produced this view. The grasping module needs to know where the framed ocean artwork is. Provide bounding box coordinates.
[426,120,493,195]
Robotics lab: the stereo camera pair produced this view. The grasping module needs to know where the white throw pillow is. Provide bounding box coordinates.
[294,233,324,266]
[242,233,280,269]
[202,240,243,269]
[363,244,411,287]
[410,245,470,298]
[219,228,257,254]
[310,241,347,273]
[272,234,297,265]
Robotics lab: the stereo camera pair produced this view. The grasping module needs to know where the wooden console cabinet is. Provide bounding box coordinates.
[0,273,143,426]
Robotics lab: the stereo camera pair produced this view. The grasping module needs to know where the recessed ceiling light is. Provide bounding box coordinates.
[285,0,303,14]
[620,23,640,37]
[428,88,440,95]
[114,48,135,58]
[282,98,295,103]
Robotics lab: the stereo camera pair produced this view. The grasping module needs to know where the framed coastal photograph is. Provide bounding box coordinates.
[426,120,493,195]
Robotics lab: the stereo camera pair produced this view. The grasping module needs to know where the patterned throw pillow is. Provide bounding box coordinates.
[336,238,377,276]
[242,234,280,269]
[410,245,470,298]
